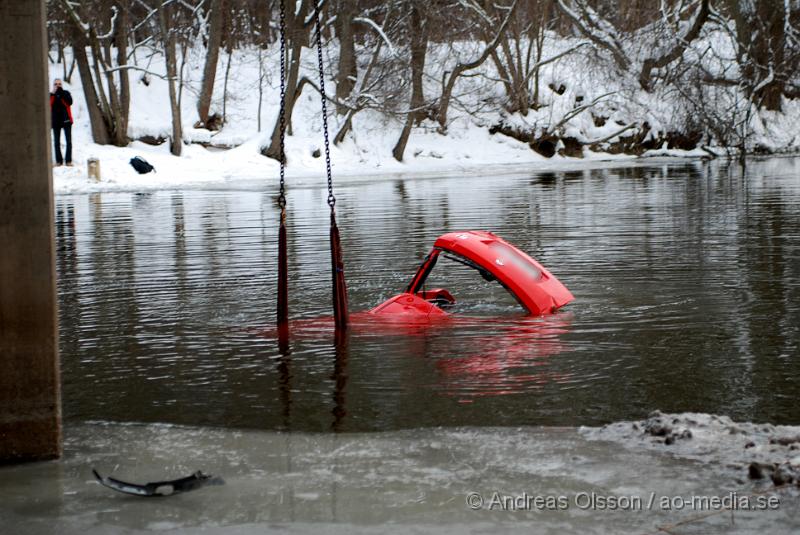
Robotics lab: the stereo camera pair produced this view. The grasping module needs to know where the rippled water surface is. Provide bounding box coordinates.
[55,158,800,431]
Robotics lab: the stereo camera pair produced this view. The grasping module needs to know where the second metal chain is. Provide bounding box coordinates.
[277,0,287,212]
[311,2,335,210]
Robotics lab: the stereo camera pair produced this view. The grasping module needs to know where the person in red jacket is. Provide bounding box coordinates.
[50,79,74,167]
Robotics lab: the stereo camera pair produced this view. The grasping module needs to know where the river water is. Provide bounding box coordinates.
[54,157,800,432]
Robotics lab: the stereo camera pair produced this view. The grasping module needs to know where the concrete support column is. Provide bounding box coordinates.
[0,0,62,462]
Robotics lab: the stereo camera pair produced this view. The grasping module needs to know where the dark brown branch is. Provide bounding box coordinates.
[639,0,710,91]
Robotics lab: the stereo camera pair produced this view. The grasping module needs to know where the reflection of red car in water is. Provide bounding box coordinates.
[433,314,574,400]
[369,230,573,320]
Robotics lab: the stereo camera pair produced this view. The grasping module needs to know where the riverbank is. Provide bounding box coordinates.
[48,39,799,196]
[1,417,797,535]
[51,131,712,195]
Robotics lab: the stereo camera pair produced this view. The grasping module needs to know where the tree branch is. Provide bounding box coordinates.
[555,0,629,71]
[639,0,710,91]
[548,91,614,133]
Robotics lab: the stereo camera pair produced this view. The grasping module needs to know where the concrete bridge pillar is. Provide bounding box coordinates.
[0,0,62,462]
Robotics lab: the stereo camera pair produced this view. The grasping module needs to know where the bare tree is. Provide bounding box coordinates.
[555,0,630,72]
[724,0,797,111]
[314,3,405,145]
[45,0,800,160]
[556,0,713,92]
[392,1,430,162]
[47,4,77,83]
[334,0,358,113]
[262,0,313,161]
[435,0,518,132]
[197,0,226,128]
[639,0,710,91]
[57,0,131,146]
[157,1,183,155]
[485,0,577,115]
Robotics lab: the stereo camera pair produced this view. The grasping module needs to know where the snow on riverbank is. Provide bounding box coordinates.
[582,412,800,488]
[49,116,654,195]
[49,44,720,195]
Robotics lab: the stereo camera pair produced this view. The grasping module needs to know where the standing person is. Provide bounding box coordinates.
[50,79,74,167]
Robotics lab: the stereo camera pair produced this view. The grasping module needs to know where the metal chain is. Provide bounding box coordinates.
[312,2,335,209]
[277,0,287,211]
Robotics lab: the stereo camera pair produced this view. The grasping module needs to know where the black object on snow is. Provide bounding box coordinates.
[92,468,224,497]
[130,156,156,174]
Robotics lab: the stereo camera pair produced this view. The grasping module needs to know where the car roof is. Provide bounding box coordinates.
[433,231,573,314]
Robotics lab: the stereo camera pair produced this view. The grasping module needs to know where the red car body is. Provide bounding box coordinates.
[369,231,573,318]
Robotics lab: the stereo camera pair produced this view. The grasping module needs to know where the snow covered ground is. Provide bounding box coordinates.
[48,27,800,195]
[50,119,661,195]
[48,42,724,196]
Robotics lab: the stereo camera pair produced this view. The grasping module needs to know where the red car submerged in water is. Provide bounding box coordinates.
[368,230,573,320]
[261,230,573,341]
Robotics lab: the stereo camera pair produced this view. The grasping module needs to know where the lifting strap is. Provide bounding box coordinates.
[312,1,349,330]
[276,1,348,332]
[276,0,288,330]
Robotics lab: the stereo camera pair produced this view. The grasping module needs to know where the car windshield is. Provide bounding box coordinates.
[419,250,525,314]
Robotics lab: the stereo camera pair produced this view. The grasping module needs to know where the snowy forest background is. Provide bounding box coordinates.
[46,0,800,186]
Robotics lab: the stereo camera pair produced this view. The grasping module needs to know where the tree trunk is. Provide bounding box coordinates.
[639,0,709,91]
[332,35,385,145]
[88,35,113,131]
[500,29,528,114]
[489,48,515,109]
[100,4,131,147]
[392,115,414,162]
[262,0,312,160]
[334,107,357,144]
[197,0,225,127]
[728,0,786,111]
[58,42,67,81]
[72,38,110,145]
[532,19,544,109]
[393,3,428,161]
[160,4,183,156]
[222,46,232,123]
[334,0,357,114]
[436,0,517,132]
[60,0,129,145]
[484,0,529,117]
[258,46,264,132]
[66,56,76,83]
[754,0,786,111]
[101,40,124,144]
[115,4,130,145]
[408,5,428,125]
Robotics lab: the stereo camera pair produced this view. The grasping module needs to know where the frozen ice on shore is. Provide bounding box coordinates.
[1,420,798,534]
[582,411,800,488]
